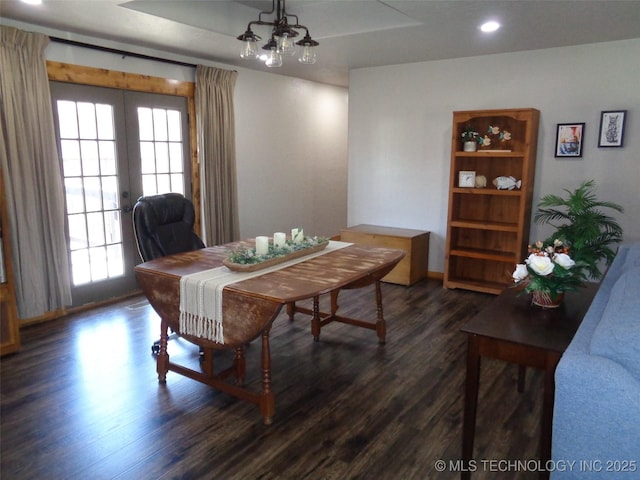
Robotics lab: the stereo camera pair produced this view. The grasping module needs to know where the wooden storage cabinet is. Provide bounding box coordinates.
[340,224,430,286]
[444,108,539,294]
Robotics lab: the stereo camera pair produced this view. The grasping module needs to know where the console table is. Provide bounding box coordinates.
[460,283,598,479]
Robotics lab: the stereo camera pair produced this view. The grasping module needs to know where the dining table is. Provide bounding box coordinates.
[134,239,405,424]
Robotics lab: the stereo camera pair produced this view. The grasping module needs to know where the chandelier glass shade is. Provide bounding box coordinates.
[236,0,319,67]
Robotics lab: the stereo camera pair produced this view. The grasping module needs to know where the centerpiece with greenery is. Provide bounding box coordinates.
[227,236,328,265]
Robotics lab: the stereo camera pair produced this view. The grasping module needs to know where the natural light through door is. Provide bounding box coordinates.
[138,107,185,196]
[57,100,124,286]
[51,82,191,306]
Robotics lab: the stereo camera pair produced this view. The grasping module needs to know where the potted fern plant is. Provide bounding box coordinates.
[534,179,624,280]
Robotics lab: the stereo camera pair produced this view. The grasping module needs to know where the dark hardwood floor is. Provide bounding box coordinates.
[1,279,546,479]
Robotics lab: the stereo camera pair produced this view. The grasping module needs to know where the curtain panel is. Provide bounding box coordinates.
[195,65,240,246]
[0,26,72,318]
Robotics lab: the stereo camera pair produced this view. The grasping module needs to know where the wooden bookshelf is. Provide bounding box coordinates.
[444,108,540,294]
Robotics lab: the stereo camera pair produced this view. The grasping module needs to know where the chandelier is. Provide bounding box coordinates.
[236,0,319,68]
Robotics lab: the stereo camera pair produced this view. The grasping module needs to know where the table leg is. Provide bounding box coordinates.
[518,365,527,393]
[260,327,275,425]
[157,318,170,384]
[539,353,560,480]
[330,290,340,315]
[234,346,246,386]
[462,335,481,480]
[311,296,321,341]
[286,302,295,321]
[375,280,386,344]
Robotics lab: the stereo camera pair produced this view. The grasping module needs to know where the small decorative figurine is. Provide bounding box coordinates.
[475,175,487,188]
[493,176,522,190]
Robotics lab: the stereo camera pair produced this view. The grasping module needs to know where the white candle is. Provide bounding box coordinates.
[273,232,286,248]
[255,236,269,255]
[291,227,304,244]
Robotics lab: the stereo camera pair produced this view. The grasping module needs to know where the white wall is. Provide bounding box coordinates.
[234,72,348,239]
[349,39,640,274]
[42,38,348,241]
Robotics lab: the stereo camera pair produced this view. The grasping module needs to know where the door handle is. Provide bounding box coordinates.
[121,191,133,213]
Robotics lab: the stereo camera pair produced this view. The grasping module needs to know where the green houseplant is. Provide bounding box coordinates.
[460,124,479,142]
[533,179,624,280]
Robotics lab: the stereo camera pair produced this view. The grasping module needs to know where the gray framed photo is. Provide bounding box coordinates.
[598,110,627,148]
[555,123,584,158]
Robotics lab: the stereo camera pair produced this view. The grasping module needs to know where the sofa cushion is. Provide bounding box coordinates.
[590,267,640,381]
[621,244,640,273]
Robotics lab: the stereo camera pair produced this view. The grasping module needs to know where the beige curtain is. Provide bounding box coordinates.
[195,65,240,246]
[0,26,72,318]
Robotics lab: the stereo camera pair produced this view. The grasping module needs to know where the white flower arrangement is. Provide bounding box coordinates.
[512,239,584,301]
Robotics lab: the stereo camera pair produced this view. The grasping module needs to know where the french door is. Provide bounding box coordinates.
[50,82,191,307]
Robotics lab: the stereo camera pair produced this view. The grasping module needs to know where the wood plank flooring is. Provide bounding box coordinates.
[1,279,547,479]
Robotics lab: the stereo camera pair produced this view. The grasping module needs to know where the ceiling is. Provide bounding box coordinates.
[2,0,640,87]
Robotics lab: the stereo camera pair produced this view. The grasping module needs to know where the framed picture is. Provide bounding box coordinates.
[555,123,585,158]
[598,110,627,147]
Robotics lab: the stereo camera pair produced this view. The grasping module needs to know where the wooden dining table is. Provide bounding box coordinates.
[134,240,405,424]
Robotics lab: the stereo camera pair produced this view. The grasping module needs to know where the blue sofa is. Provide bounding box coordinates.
[552,242,640,478]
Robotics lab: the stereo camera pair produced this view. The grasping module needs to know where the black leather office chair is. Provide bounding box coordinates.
[133,193,205,354]
[133,193,205,263]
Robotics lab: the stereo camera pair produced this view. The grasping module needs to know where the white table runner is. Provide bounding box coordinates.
[179,240,351,343]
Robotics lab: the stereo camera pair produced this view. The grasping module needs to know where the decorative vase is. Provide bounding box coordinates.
[531,290,564,308]
[463,141,477,152]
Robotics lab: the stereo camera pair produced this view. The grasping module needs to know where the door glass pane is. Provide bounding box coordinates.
[77,102,97,138]
[81,140,100,176]
[87,212,105,246]
[99,141,117,175]
[153,108,168,141]
[171,174,184,195]
[107,244,124,277]
[169,143,183,172]
[84,177,102,212]
[102,176,118,210]
[155,142,169,173]
[89,246,108,281]
[64,177,84,214]
[96,104,114,139]
[157,174,171,193]
[105,210,122,244]
[142,174,157,196]
[138,107,153,141]
[67,213,87,250]
[71,249,91,285]
[167,110,181,141]
[61,140,82,176]
[57,101,79,138]
[56,99,126,287]
[137,107,185,196]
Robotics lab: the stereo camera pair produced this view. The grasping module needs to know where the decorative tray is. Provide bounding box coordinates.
[223,240,329,272]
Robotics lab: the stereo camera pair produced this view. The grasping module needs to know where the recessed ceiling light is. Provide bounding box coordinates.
[20,0,43,4]
[480,21,501,33]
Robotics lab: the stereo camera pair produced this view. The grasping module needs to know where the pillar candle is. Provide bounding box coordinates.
[255,236,269,255]
[273,232,286,248]
[291,228,304,244]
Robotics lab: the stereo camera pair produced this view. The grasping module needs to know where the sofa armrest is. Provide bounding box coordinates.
[552,353,640,479]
